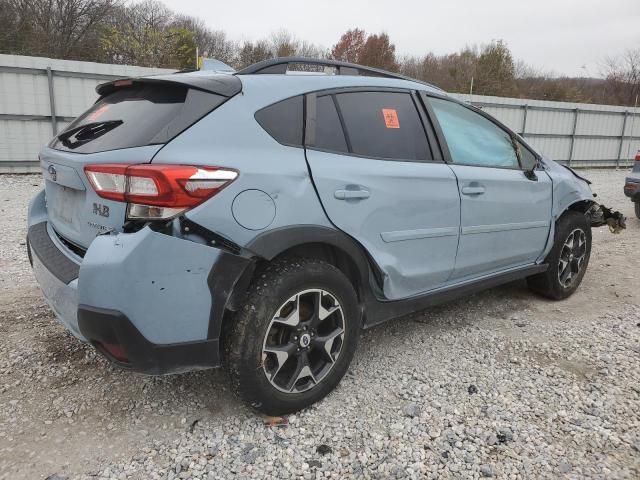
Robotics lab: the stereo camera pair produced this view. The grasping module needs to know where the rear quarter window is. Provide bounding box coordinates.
[51,84,225,154]
[255,96,304,146]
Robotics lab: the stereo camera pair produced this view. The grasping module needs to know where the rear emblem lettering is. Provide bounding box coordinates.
[93,203,110,218]
[87,221,110,231]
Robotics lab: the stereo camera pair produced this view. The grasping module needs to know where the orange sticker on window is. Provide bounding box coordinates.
[382,108,400,129]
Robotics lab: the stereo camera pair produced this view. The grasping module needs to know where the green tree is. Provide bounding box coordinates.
[172,15,237,66]
[167,27,197,70]
[99,1,197,69]
[474,40,516,96]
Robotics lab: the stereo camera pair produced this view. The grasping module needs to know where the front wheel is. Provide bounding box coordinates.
[225,257,360,415]
[527,211,592,300]
[635,201,640,219]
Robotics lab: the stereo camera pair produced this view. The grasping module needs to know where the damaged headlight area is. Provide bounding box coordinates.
[588,203,627,234]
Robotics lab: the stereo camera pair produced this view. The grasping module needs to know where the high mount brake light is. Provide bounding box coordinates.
[84,164,238,220]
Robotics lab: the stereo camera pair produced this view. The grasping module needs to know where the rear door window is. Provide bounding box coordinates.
[51,83,225,154]
[334,91,432,161]
[255,95,304,146]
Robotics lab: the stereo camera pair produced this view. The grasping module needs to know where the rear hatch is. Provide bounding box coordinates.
[41,73,241,250]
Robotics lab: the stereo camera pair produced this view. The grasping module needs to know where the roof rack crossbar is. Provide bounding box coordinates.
[235,57,442,91]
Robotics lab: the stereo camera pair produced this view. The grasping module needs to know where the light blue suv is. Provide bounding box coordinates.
[28,57,604,414]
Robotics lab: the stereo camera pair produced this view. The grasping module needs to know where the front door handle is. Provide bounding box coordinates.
[461,186,486,196]
[334,189,371,200]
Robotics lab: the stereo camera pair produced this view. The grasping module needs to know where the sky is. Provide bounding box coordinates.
[161,0,640,77]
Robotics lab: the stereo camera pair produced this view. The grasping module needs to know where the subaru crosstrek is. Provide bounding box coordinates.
[28,57,611,414]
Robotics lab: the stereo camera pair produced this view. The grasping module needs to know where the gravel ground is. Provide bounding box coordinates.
[0,169,639,480]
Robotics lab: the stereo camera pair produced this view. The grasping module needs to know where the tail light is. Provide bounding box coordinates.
[635,151,640,162]
[85,164,237,220]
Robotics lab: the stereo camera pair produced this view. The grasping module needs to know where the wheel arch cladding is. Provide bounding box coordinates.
[565,199,596,214]
[536,199,595,264]
[246,225,381,302]
[212,226,379,347]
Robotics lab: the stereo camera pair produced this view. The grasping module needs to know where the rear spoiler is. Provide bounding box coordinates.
[96,72,242,98]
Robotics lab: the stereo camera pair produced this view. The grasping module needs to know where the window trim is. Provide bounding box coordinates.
[331,93,353,153]
[304,86,443,164]
[420,91,541,171]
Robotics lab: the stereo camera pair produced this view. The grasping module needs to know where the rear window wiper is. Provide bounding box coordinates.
[58,120,123,149]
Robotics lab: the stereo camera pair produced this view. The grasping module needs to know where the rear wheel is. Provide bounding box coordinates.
[225,257,359,415]
[527,211,591,300]
[635,200,640,219]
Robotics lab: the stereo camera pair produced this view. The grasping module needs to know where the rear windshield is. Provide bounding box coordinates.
[50,83,225,154]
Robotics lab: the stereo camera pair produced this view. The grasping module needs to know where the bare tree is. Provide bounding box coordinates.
[4,0,119,60]
[237,40,271,69]
[1,0,636,106]
[270,30,298,58]
[296,40,327,59]
[604,49,640,106]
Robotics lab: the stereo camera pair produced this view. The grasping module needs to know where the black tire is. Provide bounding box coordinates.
[635,201,640,219]
[527,211,591,300]
[225,257,360,415]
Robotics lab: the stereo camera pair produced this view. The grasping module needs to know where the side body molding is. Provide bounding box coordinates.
[243,224,548,329]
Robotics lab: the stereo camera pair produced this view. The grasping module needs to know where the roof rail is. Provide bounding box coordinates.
[235,57,443,91]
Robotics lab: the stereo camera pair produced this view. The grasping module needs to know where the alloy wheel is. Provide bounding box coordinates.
[261,289,345,394]
[558,228,587,288]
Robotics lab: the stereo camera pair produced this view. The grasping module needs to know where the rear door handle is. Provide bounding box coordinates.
[334,189,371,200]
[461,186,486,196]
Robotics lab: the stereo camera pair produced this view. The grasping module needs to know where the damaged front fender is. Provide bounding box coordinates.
[587,203,627,234]
[536,158,626,262]
[542,158,626,233]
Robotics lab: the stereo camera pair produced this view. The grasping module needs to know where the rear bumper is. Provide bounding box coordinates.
[624,177,640,199]
[77,305,220,374]
[28,224,83,339]
[27,191,252,374]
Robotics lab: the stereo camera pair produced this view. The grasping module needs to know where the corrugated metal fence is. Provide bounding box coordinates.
[1,54,639,172]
